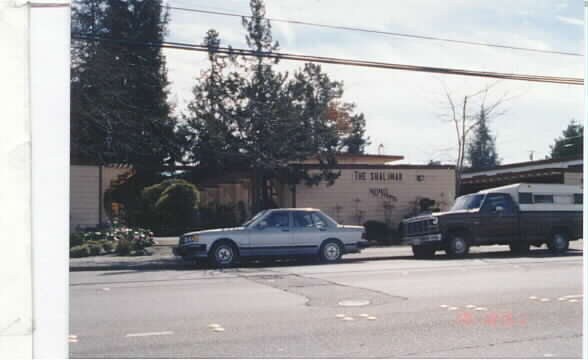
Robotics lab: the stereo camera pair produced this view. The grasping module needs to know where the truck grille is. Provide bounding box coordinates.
[404,219,439,236]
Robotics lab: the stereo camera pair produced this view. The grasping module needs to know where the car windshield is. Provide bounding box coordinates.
[242,210,267,227]
[450,194,484,211]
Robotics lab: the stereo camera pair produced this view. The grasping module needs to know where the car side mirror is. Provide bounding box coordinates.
[495,205,504,212]
[257,220,268,229]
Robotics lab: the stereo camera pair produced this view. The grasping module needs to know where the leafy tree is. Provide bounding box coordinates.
[183,0,347,212]
[549,119,583,159]
[466,106,500,170]
[180,29,245,179]
[328,101,370,154]
[71,0,179,169]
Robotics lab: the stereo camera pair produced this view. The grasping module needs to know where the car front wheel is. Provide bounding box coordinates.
[209,241,239,268]
[320,240,343,263]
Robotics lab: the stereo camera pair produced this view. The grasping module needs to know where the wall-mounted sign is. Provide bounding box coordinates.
[369,188,395,199]
[353,171,403,182]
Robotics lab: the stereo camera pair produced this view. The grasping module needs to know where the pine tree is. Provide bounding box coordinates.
[549,119,583,159]
[181,29,244,177]
[71,0,179,169]
[466,106,500,170]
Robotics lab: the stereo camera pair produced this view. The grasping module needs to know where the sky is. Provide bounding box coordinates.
[161,0,585,165]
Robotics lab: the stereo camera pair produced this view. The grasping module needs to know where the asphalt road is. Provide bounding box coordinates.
[70,242,584,358]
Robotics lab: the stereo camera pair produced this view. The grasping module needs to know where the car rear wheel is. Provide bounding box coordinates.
[320,240,343,263]
[412,245,435,259]
[445,234,469,258]
[547,232,569,254]
[209,241,239,268]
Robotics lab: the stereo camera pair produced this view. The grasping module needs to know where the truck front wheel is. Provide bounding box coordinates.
[445,234,469,258]
[412,245,435,259]
[547,232,569,254]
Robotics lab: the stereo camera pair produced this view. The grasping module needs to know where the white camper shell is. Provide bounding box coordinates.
[479,183,583,212]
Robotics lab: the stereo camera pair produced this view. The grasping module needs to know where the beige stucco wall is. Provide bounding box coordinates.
[564,171,583,185]
[70,165,132,230]
[70,165,100,230]
[290,167,455,226]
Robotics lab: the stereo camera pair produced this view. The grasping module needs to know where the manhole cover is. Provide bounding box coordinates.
[338,299,371,307]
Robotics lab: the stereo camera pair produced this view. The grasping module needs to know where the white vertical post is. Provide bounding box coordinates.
[583,5,587,360]
[0,2,33,358]
[30,0,71,358]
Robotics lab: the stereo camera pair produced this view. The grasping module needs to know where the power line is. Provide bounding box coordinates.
[71,34,584,85]
[166,6,584,58]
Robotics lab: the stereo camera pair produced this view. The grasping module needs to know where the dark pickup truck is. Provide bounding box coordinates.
[401,183,583,258]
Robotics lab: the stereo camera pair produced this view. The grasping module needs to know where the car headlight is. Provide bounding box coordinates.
[181,234,199,244]
[431,217,439,225]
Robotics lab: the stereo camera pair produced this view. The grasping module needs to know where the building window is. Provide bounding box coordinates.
[416,175,424,182]
[574,193,583,204]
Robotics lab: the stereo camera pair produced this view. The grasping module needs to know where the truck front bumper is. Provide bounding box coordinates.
[403,233,443,246]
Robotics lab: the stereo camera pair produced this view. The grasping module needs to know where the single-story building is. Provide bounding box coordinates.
[69,154,457,230]
[460,156,583,195]
[70,164,132,231]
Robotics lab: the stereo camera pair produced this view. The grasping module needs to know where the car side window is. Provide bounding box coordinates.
[293,212,313,228]
[482,193,514,214]
[265,212,290,228]
[310,212,327,228]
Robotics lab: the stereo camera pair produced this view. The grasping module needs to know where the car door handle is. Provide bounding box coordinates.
[319,228,327,231]
[281,229,289,232]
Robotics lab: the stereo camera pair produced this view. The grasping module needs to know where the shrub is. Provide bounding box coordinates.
[116,238,131,256]
[70,232,85,247]
[70,245,91,258]
[102,241,115,253]
[69,226,154,257]
[142,179,200,235]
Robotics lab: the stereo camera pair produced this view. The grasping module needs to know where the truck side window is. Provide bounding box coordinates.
[519,192,532,204]
[533,194,554,204]
[482,193,514,214]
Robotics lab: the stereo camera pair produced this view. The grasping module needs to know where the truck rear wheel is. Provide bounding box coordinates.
[547,232,569,254]
[412,245,435,259]
[445,234,469,258]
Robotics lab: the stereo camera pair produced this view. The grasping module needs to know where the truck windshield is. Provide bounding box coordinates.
[451,194,484,211]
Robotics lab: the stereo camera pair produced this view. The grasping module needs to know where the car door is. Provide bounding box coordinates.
[249,210,293,256]
[479,193,518,244]
[290,211,323,255]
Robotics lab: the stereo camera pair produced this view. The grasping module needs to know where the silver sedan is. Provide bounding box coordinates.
[173,208,368,267]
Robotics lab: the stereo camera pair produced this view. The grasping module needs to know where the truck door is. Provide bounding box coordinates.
[479,193,518,245]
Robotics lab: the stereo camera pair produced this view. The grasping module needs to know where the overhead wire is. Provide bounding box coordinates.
[166,6,584,57]
[71,34,584,85]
